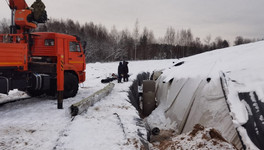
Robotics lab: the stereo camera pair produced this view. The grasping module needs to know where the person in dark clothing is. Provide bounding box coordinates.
[122,61,129,82]
[30,0,47,23]
[117,62,123,83]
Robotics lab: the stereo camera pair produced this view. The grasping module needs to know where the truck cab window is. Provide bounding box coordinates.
[70,42,81,52]
[45,39,54,46]
[76,44,81,52]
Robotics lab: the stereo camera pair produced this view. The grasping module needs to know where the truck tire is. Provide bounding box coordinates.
[26,88,44,97]
[45,78,56,97]
[64,72,78,98]
[143,92,156,116]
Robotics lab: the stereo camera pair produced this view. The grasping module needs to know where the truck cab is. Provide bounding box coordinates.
[0,32,86,105]
[0,0,84,109]
[30,32,85,82]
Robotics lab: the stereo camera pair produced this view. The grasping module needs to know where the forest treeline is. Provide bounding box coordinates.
[0,18,261,62]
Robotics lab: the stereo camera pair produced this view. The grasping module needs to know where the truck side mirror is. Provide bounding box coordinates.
[81,41,87,53]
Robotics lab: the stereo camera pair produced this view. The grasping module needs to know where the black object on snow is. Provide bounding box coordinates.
[206,77,211,83]
[174,61,184,67]
[101,77,117,83]
[238,92,264,150]
[151,127,160,135]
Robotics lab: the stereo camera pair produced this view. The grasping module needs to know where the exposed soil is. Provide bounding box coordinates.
[150,124,237,150]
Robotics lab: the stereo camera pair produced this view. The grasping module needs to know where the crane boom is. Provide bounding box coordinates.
[9,0,28,9]
[8,0,47,34]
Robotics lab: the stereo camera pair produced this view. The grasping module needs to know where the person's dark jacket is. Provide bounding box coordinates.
[118,62,123,75]
[31,0,46,22]
[123,61,129,74]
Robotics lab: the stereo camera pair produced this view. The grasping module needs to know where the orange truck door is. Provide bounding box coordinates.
[68,41,85,71]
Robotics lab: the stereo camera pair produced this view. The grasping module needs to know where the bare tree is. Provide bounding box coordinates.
[164,27,176,58]
[110,26,121,44]
[133,19,140,60]
[0,18,9,34]
[186,29,193,46]
[164,26,176,45]
[178,29,193,46]
[204,34,212,45]
[108,26,128,61]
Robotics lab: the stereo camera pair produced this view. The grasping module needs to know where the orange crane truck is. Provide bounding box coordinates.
[0,0,86,109]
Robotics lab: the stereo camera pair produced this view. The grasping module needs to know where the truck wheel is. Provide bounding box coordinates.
[64,72,78,98]
[45,78,56,97]
[26,88,44,97]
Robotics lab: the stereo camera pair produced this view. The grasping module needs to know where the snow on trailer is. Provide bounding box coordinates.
[147,41,264,150]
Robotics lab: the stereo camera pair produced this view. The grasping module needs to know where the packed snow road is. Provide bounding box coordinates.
[0,60,172,150]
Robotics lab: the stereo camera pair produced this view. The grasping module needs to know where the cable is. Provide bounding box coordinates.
[4,0,10,6]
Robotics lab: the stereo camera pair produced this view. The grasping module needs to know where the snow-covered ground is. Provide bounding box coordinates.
[0,60,172,150]
[1,41,264,149]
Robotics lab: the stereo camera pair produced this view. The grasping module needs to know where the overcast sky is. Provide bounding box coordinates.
[1,0,264,43]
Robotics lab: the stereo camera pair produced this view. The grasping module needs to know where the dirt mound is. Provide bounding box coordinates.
[151,124,237,150]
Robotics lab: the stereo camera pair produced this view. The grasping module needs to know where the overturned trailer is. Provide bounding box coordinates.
[153,73,243,149]
[147,42,264,150]
[150,70,264,149]
[149,71,264,149]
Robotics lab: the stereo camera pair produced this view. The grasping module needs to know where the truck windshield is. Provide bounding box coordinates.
[70,42,81,52]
